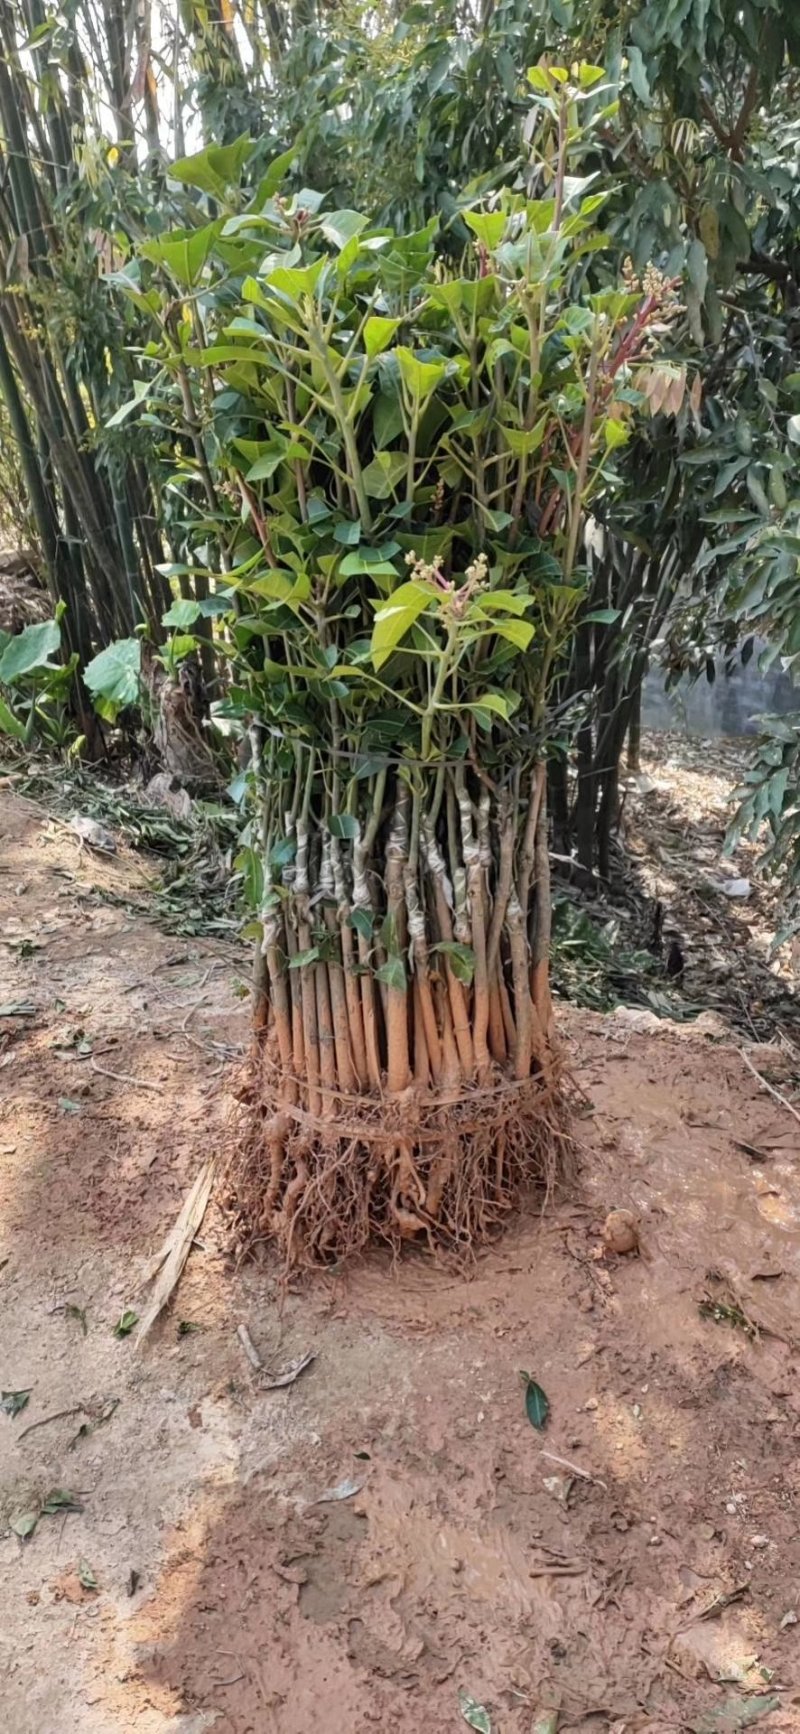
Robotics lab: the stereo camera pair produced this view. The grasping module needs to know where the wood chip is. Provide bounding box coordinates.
[133,1160,214,1351]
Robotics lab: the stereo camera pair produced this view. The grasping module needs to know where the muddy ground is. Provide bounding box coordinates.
[2,772,800,1734]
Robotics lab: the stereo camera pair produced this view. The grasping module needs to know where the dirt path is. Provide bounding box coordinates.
[2,789,800,1733]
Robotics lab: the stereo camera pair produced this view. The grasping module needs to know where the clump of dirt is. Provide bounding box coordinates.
[2,786,800,1734]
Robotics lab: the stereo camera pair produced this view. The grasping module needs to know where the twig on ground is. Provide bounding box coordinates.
[90,1058,161,1092]
[18,1405,83,1441]
[740,1047,800,1128]
[540,1448,608,1490]
[237,1323,263,1370]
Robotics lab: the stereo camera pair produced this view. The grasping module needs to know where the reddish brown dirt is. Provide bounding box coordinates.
[2,788,800,1733]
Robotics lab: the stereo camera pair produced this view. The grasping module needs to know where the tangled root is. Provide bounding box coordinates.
[225,1053,572,1270]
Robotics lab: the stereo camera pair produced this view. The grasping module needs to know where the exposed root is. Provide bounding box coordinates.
[226,1054,572,1270]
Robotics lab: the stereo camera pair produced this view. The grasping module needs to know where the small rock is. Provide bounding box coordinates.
[750,1534,769,1549]
[780,1610,798,1630]
[718,877,751,899]
[726,1502,738,1516]
[584,1397,599,1412]
[648,1534,662,1547]
[698,1522,717,1542]
[603,1209,639,1256]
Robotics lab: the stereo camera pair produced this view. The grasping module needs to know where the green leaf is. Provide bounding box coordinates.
[466,693,513,723]
[464,210,507,249]
[114,1309,139,1338]
[394,346,449,403]
[583,608,621,624]
[77,1559,98,1590]
[362,451,407,498]
[0,618,61,684]
[162,598,202,628]
[787,415,800,445]
[170,136,252,198]
[1,1389,31,1417]
[501,417,548,457]
[320,209,368,250]
[290,947,321,968]
[493,619,535,651]
[349,908,372,940]
[328,813,359,839]
[83,639,141,717]
[11,1512,38,1539]
[371,580,437,669]
[686,237,708,299]
[458,1691,492,1733]
[41,1488,83,1514]
[0,696,25,739]
[375,956,407,991]
[58,1097,82,1115]
[431,941,475,985]
[692,1695,780,1734]
[141,222,221,286]
[521,1371,549,1430]
[363,315,403,359]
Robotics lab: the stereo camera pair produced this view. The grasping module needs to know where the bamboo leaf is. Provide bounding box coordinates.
[375,956,406,991]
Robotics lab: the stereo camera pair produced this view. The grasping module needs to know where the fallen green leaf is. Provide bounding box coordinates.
[691,1695,781,1734]
[58,1097,82,1115]
[41,1488,83,1515]
[1,1389,31,1417]
[459,1691,492,1733]
[533,1714,558,1734]
[114,1309,138,1338]
[521,1370,550,1430]
[11,1511,38,1539]
[77,1558,98,1590]
[0,1001,35,1017]
[177,1320,201,1337]
[65,1303,87,1335]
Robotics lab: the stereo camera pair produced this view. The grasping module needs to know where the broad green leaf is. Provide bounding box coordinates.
[371,581,437,669]
[458,1692,492,1733]
[463,210,507,249]
[113,1309,138,1338]
[362,451,407,497]
[290,947,320,969]
[1,1389,31,1417]
[320,209,368,251]
[141,223,221,286]
[466,694,513,724]
[363,315,403,359]
[394,346,449,403]
[493,619,535,651]
[431,941,475,985]
[265,259,326,301]
[170,136,252,198]
[11,1512,38,1539]
[328,813,359,840]
[501,417,547,457]
[375,956,406,991]
[162,598,202,628]
[0,618,61,684]
[253,147,296,204]
[521,1371,549,1430]
[0,697,25,738]
[83,639,141,717]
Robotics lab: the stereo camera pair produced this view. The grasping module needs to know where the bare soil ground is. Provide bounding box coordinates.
[2,768,800,1734]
